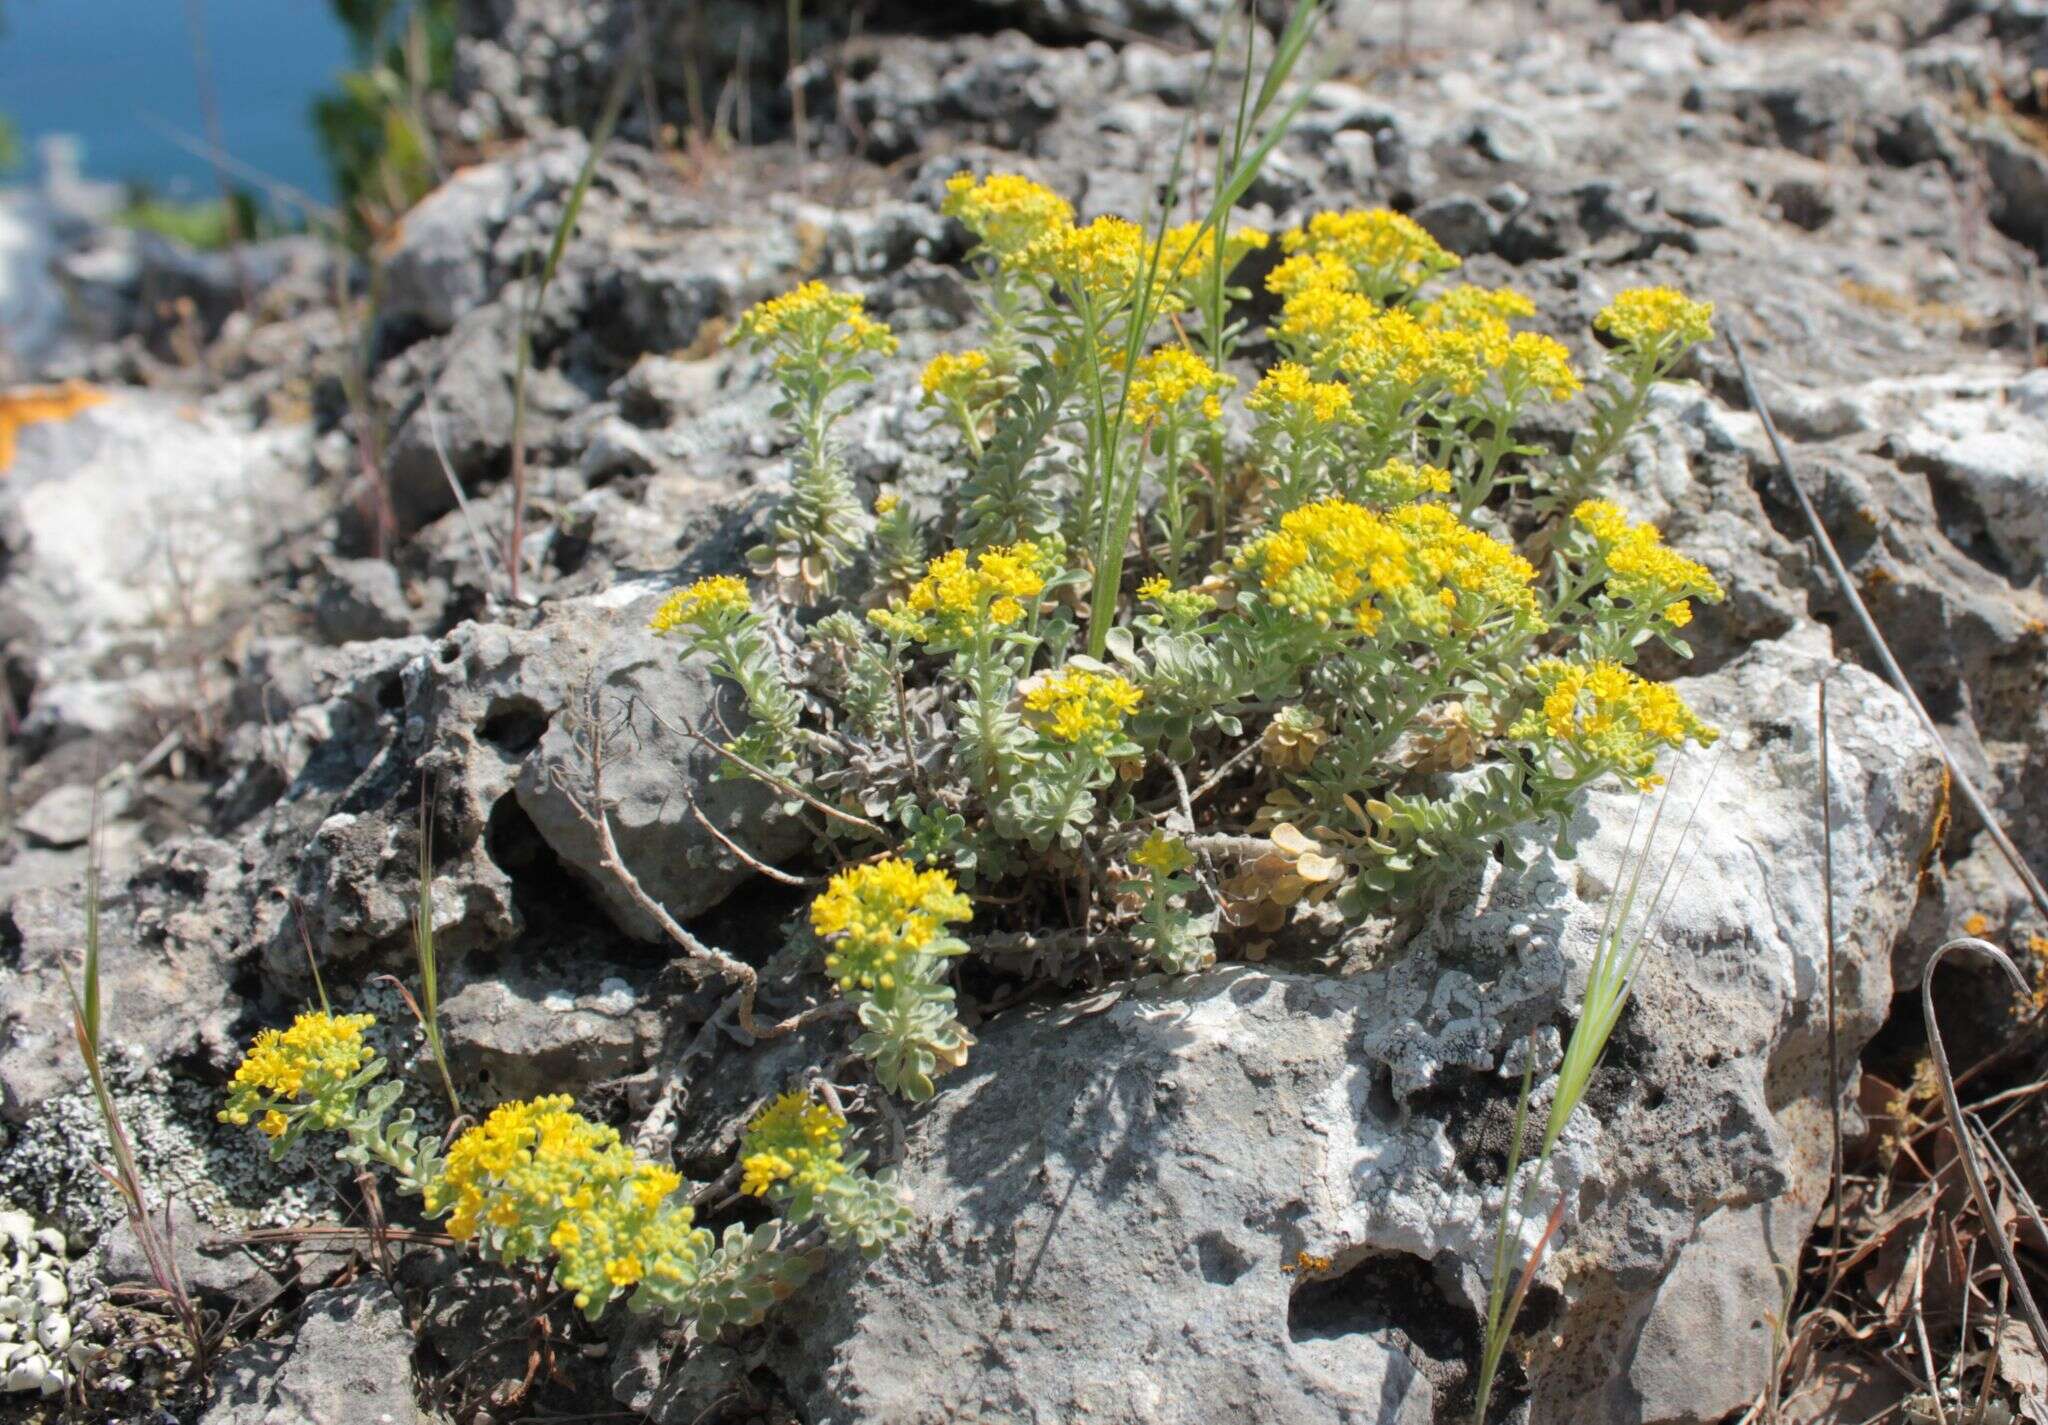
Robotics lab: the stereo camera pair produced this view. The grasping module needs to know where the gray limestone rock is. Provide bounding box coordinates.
[201,1281,427,1425]
[741,644,1939,1425]
[439,956,659,1099]
[380,161,521,334]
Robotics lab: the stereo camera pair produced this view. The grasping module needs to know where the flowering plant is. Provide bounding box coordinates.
[220,1016,907,1332]
[227,170,1724,1360]
[661,176,1722,1086]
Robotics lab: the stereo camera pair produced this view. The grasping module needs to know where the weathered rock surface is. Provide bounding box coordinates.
[726,645,1939,1425]
[2,0,2047,1420]
[200,1281,427,1425]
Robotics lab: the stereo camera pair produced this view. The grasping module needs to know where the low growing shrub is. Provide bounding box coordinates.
[224,167,1724,1345]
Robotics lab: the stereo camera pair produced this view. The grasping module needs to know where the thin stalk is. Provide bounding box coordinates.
[1819,677,1845,1301]
[1477,761,1716,1422]
[1729,328,2048,925]
[1473,1051,1537,1425]
[1920,937,2048,1364]
[181,0,250,307]
[506,56,638,602]
[1084,0,1327,658]
[63,798,211,1373]
[412,784,459,1118]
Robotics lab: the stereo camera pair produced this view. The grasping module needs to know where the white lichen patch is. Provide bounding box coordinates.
[0,1206,85,1396]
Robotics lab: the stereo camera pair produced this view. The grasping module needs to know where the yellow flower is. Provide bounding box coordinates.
[1127,346,1234,425]
[811,857,972,993]
[1572,499,1632,544]
[1280,209,1459,297]
[943,172,1075,258]
[1385,502,1543,630]
[740,1090,849,1199]
[220,1011,377,1132]
[869,541,1055,649]
[1422,284,1537,332]
[1594,287,1715,351]
[649,574,752,636]
[1501,331,1580,402]
[1511,658,1716,786]
[1571,501,1724,623]
[1130,830,1194,877]
[921,349,995,407]
[1353,457,1451,507]
[874,491,901,516]
[1012,215,1152,302]
[735,280,898,360]
[423,1095,707,1318]
[1022,666,1144,749]
[1162,221,1271,285]
[1236,498,1409,629]
[1265,251,1356,301]
[1247,362,1354,426]
[1274,284,1380,362]
[1236,498,1541,634]
[1136,576,1216,622]
[1338,308,1439,390]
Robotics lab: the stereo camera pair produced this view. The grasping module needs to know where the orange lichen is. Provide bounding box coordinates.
[0,382,107,471]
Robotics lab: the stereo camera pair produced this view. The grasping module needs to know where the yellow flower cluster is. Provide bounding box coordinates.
[1421,285,1538,331]
[1267,252,1576,407]
[1129,829,1194,876]
[1266,251,1355,301]
[1136,575,1217,622]
[811,857,973,993]
[740,1090,848,1199]
[1501,332,1582,402]
[1237,498,1540,633]
[1237,498,1413,629]
[220,1012,377,1135]
[1022,666,1145,748]
[1512,658,1715,787]
[1161,221,1272,285]
[1127,346,1234,425]
[1279,209,1459,297]
[921,349,995,406]
[1271,281,1379,361]
[1353,457,1452,507]
[1595,287,1715,351]
[649,574,752,636]
[1340,307,1447,389]
[1386,502,1544,630]
[870,541,1053,648]
[943,172,1074,258]
[424,1096,704,1312]
[735,281,898,360]
[1572,500,1725,626]
[946,175,1265,310]
[1247,362,1355,426]
[1012,215,1151,301]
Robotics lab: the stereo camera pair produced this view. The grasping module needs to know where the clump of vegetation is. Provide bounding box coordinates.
[114,188,268,251]
[225,165,1724,1350]
[312,0,454,238]
[652,176,1723,1051]
[219,1010,900,1334]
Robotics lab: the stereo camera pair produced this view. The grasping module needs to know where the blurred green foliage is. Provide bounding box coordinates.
[115,187,273,250]
[312,0,456,239]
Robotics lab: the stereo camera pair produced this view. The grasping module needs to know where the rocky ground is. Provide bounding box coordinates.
[2,0,2048,1421]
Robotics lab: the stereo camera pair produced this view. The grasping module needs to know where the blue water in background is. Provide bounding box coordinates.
[0,0,353,206]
